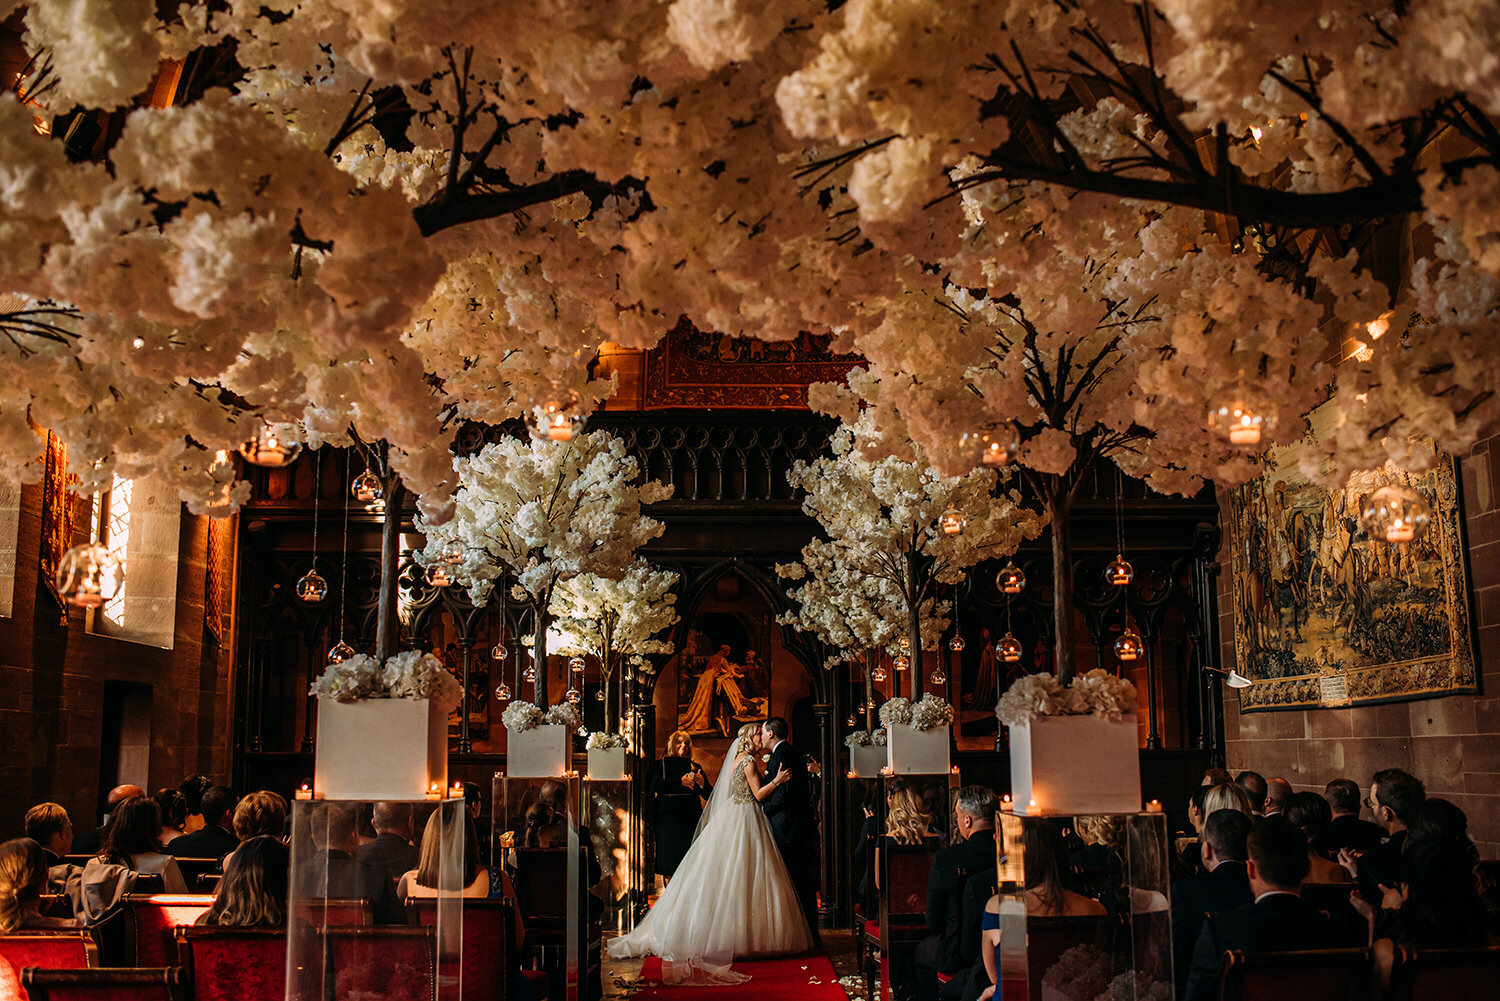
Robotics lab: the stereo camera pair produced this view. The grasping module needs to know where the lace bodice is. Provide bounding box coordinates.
[729,754,754,804]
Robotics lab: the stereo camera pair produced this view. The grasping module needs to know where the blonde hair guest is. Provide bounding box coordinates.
[0,838,78,932]
[1203,782,1253,817]
[886,788,935,847]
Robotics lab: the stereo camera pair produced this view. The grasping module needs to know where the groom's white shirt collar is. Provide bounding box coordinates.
[771,738,786,753]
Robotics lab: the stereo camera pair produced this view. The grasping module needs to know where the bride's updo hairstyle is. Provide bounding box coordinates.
[734,723,761,758]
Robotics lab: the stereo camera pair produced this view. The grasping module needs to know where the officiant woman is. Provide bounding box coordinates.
[652,729,712,884]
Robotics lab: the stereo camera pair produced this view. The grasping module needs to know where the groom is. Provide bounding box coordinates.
[760,716,820,947]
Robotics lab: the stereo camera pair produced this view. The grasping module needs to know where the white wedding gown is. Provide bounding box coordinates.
[607,752,814,984]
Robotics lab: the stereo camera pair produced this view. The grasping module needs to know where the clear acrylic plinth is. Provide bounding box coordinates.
[877,770,962,1001]
[493,772,595,1001]
[993,810,1174,1001]
[287,797,465,1001]
[584,779,633,936]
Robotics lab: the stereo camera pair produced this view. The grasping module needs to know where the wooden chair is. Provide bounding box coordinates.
[192,874,220,895]
[18,968,187,1001]
[174,926,286,1001]
[121,896,213,967]
[164,860,219,889]
[1388,945,1500,1001]
[0,932,97,1001]
[854,834,880,999]
[408,896,516,1001]
[290,899,373,927]
[325,926,436,1001]
[866,840,940,1000]
[1216,948,1373,1001]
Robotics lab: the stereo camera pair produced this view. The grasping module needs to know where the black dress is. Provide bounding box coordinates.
[652,755,711,878]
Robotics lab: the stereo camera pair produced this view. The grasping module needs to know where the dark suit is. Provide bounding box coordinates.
[295,849,405,925]
[1323,814,1383,855]
[1355,830,1404,901]
[914,828,997,1001]
[1184,892,1336,1001]
[71,825,108,858]
[762,738,819,944]
[1170,859,1252,992]
[167,824,239,861]
[356,832,420,886]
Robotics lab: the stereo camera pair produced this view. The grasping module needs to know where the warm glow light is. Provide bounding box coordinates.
[938,506,967,536]
[1146,799,1162,813]
[1115,626,1144,662]
[996,561,1026,594]
[1361,483,1431,545]
[426,563,454,587]
[1210,400,1269,447]
[1105,554,1134,587]
[997,634,1022,663]
[238,422,303,467]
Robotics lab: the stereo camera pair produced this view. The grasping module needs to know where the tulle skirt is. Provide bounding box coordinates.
[607,797,814,984]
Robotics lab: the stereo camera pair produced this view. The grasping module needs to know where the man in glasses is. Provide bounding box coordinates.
[1338,768,1425,900]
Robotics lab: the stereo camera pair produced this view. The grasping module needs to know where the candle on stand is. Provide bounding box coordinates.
[450,781,465,799]
[294,783,313,801]
[1027,798,1040,814]
[425,781,443,801]
[1000,795,1013,813]
[1146,799,1163,813]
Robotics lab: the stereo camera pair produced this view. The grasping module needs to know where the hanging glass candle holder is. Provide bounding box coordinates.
[872,665,888,683]
[845,713,857,728]
[898,635,911,652]
[948,635,966,652]
[425,563,453,587]
[238,422,303,467]
[55,542,123,609]
[997,633,1023,663]
[938,507,967,536]
[523,663,537,683]
[929,667,947,686]
[1114,625,1144,662]
[494,681,512,700]
[594,689,605,701]
[295,568,329,603]
[996,561,1026,594]
[1361,483,1431,543]
[350,468,383,503]
[569,656,586,674]
[490,642,509,661]
[893,653,910,672]
[1105,554,1134,587]
[565,688,582,705]
[440,541,464,566]
[327,641,356,664]
[1209,399,1272,447]
[961,422,1020,468]
[530,399,588,442]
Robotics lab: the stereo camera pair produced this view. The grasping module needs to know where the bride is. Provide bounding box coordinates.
[608,723,815,983]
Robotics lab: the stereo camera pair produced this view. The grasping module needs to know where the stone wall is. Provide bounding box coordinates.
[1219,435,1500,857]
[0,483,234,841]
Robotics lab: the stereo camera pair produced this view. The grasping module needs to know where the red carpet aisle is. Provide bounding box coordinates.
[634,953,846,999]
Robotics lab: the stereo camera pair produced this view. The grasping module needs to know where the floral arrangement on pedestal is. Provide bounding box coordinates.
[878,694,956,732]
[844,729,888,748]
[585,732,628,750]
[995,670,1138,728]
[502,700,582,733]
[309,651,464,712]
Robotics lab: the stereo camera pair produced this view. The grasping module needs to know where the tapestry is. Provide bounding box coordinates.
[642,316,863,409]
[204,516,231,645]
[676,611,773,737]
[38,432,75,623]
[1227,404,1476,711]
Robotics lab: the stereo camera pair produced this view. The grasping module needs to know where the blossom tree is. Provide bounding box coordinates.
[550,557,680,732]
[415,430,673,708]
[779,418,1047,700]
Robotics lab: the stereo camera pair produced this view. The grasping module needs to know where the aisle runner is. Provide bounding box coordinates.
[634,953,846,999]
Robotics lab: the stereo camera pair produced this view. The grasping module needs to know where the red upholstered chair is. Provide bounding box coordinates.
[865,841,940,1001]
[174,926,287,1001]
[122,896,213,967]
[291,899,372,928]
[1020,915,1118,1001]
[0,932,97,1001]
[17,968,187,1001]
[407,896,515,1001]
[325,926,436,1001]
[1389,946,1500,1001]
[1216,948,1373,1001]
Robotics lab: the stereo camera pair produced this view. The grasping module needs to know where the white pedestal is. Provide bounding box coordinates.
[314,697,447,800]
[849,744,888,778]
[1009,714,1141,815]
[587,747,627,781]
[886,724,950,775]
[508,724,570,777]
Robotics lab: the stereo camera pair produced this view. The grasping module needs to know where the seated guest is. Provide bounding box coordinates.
[222,790,288,870]
[24,803,73,867]
[295,802,403,924]
[1263,778,1293,817]
[463,782,482,823]
[914,786,998,1001]
[357,802,420,886]
[0,838,79,930]
[198,836,289,927]
[168,786,240,860]
[1202,782,1252,817]
[1407,796,1470,844]
[97,796,188,892]
[1234,770,1268,815]
[1171,809,1253,993]
[178,775,213,835]
[1282,792,1348,883]
[155,788,189,847]
[398,813,492,900]
[70,784,145,857]
[1176,786,1212,877]
[1201,768,1233,787]
[1184,818,1334,1001]
[874,786,940,886]
[1339,768,1424,900]
[1322,778,1382,854]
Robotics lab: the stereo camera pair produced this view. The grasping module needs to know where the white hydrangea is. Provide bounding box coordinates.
[310,651,463,712]
[996,670,1138,728]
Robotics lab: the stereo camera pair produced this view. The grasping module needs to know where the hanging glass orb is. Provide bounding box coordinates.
[327,641,356,664]
[594,689,605,701]
[1361,484,1431,544]
[425,563,454,587]
[961,423,1020,468]
[897,635,911,652]
[490,642,509,661]
[872,666,888,683]
[997,633,1023,663]
[845,714,857,728]
[893,653,910,672]
[938,507,967,536]
[929,667,947,686]
[1209,399,1272,447]
[565,688,582,705]
[350,468,383,503]
[440,541,464,566]
[523,663,537,683]
[295,568,329,603]
[494,681,512,700]
[237,422,302,467]
[1115,626,1144,662]
[996,561,1026,594]
[948,635,966,653]
[569,656,586,674]
[1105,554,1135,587]
[530,399,588,442]
[55,542,123,609]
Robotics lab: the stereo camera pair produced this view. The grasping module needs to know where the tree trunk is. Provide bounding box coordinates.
[375,478,405,662]
[1046,484,1077,684]
[532,598,551,710]
[906,556,923,701]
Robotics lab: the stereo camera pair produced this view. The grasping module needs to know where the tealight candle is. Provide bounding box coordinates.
[1027,798,1040,814]
[425,781,443,800]
[294,784,313,801]
[1146,799,1163,813]
[1000,795,1013,813]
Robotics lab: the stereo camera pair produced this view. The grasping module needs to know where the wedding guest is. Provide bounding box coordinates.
[222,791,288,870]
[294,802,403,924]
[23,803,73,867]
[1176,785,1212,876]
[70,783,145,857]
[1201,768,1233,787]
[1323,778,1382,854]
[154,789,188,847]
[1282,792,1347,883]
[1340,768,1424,900]
[1263,778,1293,817]
[1234,770,1268,814]
[356,802,419,886]
[398,814,493,898]
[179,775,213,835]
[463,782,482,823]
[197,836,288,927]
[1202,782,1252,817]
[1170,809,1253,993]
[1407,796,1471,844]
[0,838,79,931]
[914,786,999,1001]
[96,796,188,892]
[1184,818,1334,1001]
[651,729,711,884]
[168,786,240,860]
